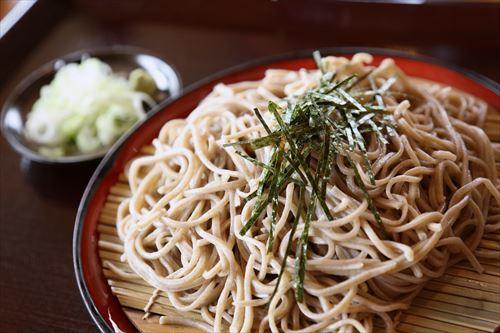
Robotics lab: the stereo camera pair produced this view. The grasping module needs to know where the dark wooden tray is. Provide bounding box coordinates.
[0,1,498,332]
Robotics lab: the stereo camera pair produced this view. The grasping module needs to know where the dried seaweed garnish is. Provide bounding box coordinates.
[229,51,396,303]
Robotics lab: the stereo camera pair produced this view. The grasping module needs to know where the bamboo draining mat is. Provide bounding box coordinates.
[97,110,500,333]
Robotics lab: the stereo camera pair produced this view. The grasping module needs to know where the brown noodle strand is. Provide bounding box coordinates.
[112,54,499,333]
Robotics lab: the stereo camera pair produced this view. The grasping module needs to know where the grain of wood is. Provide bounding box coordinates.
[99,234,121,244]
[98,240,124,253]
[110,185,132,197]
[417,290,500,314]
[455,262,500,276]
[445,267,500,285]
[412,297,499,323]
[124,309,201,333]
[437,274,500,293]
[405,306,497,331]
[424,280,499,303]
[479,239,500,251]
[118,296,205,332]
[391,322,446,333]
[396,314,488,333]
[97,224,118,236]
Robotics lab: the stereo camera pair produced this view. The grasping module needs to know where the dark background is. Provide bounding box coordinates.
[0,0,499,332]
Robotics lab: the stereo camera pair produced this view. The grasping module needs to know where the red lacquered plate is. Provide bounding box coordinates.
[73,48,500,333]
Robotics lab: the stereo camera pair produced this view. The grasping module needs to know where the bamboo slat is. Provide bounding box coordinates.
[96,206,500,332]
[124,309,200,333]
[95,103,500,332]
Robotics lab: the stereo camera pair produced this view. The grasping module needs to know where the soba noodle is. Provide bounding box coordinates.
[111,53,500,332]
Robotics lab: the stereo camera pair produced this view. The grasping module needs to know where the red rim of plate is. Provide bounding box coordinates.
[73,47,500,333]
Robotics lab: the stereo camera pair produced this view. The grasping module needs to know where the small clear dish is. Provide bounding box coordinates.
[1,46,182,164]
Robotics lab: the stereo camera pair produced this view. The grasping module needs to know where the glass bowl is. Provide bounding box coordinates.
[1,46,182,164]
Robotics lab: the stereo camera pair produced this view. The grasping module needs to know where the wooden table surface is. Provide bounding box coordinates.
[0,1,499,332]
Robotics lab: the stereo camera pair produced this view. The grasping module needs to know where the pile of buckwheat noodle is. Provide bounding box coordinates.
[110,53,500,333]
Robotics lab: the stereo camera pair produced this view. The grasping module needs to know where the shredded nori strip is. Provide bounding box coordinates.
[227,50,396,303]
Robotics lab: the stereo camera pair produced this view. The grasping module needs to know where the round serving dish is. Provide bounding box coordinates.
[1,46,182,164]
[73,47,500,333]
